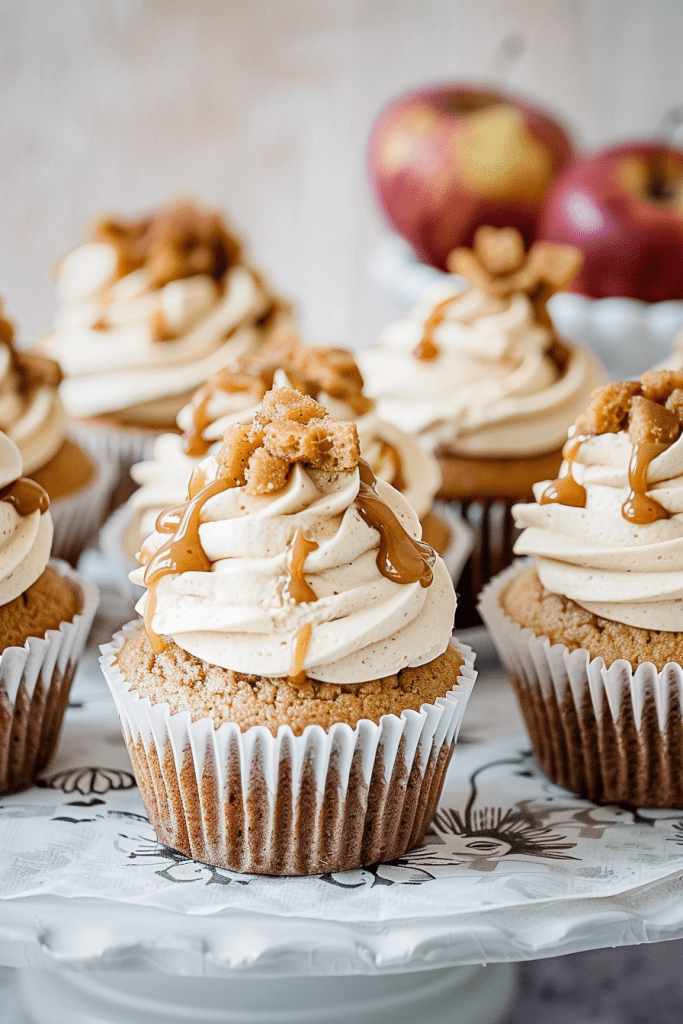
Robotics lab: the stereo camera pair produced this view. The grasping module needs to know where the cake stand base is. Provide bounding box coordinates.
[20,963,515,1024]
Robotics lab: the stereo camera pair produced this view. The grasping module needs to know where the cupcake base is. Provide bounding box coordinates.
[479,562,683,808]
[101,624,476,875]
[0,560,99,795]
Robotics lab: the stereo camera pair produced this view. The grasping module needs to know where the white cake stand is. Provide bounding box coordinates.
[2,561,683,1024]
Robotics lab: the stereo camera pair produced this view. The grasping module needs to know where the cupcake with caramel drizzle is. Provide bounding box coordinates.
[358,226,606,626]
[480,371,683,807]
[102,386,475,874]
[123,331,445,564]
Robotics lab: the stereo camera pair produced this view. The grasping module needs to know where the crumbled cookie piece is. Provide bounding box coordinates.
[245,447,290,494]
[216,386,360,495]
[628,395,681,446]
[93,200,242,287]
[574,381,642,436]
[446,225,583,327]
[640,369,683,404]
[665,388,683,423]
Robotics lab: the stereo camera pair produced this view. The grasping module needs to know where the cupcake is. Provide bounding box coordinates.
[101,385,475,874]
[0,298,113,563]
[101,332,461,600]
[0,431,98,794]
[480,371,683,807]
[359,226,605,624]
[36,199,291,487]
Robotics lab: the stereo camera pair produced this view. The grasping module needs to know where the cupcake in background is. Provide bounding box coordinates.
[358,226,605,624]
[37,199,291,486]
[0,430,98,794]
[100,332,470,600]
[101,385,475,874]
[0,298,114,563]
[480,370,683,807]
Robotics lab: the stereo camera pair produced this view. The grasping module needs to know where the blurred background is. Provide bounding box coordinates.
[2,0,683,350]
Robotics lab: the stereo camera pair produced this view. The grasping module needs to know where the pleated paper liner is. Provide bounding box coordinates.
[451,498,519,629]
[69,419,162,511]
[0,560,99,795]
[479,562,683,808]
[49,450,117,565]
[101,623,477,875]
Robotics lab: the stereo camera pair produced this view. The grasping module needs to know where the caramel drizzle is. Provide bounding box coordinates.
[143,473,231,653]
[379,440,406,492]
[183,389,214,458]
[413,296,453,361]
[541,433,587,508]
[354,459,434,587]
[622,441,671,525]
[287,528,318,603]
[0,477,49,516]
[288,622,312,683]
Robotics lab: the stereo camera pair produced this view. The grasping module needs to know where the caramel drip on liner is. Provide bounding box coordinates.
[287,528,318,603]
[288,622,312,683]
[143,473,233,654]
[413,296,453,361]
[622,441,671,525]
[183,389,214,458]
[0,477,49,517]
[355,459,434,588]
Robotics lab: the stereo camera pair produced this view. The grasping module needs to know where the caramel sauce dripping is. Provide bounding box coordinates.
[622,441,671,525]
[354,459,434,587]
[288,622,312,683]
[542,431,588,508]
[0,477,49,516]
[287,528,318,603]
[143,472,231,654]
[183,389,214,458]
[412,296,453,361]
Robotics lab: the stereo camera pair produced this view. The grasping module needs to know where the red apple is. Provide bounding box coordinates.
[538,143,683,302]
[368,84,574,270]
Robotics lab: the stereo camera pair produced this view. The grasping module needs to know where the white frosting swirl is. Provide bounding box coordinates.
[131,456,455,684]
[514,431,683,631]
[129,374,441,547]
[0,302,68,475]
[357,284,605,456]
[0,432,53,606]
[40,242,277,420]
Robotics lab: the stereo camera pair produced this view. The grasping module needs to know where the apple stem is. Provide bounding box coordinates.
[649,106,683,199]
[487,31,526,89]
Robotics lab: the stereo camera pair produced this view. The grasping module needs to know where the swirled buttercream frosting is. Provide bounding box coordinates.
[358,226,605,456]
[0,300,68,475]
[129,338,441,545]
[0,431,52,606]
[38,201,287,423]
[130,386,455,684]
[514,373,683,631]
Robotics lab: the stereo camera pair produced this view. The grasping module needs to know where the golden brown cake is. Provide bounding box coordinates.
[102,385,475,874]
[481,371,683,807]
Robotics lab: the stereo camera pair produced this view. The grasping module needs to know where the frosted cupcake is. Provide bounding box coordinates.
[480,371,683,807]
[0,431,98,793]
[0,299,113,563]
[101,386,475,874]
[358,226,605,621]
[37,199,290,481]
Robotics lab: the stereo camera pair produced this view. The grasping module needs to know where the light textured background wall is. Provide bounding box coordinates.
[1,0,683,350]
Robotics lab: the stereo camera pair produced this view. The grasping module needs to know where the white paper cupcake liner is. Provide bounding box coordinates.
[100,623,476,875]
[49,448,117,565]
[479,561,683,808]
[98,501,144,605]
[69,419,161,510]
[0,559,99,794]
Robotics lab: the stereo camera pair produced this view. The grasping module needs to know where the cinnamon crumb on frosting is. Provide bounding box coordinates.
[93,200,242,288]
[215,385,360,496]
[572,372,683,442]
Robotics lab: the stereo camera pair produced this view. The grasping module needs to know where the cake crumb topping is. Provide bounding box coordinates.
[216,386,360,495]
